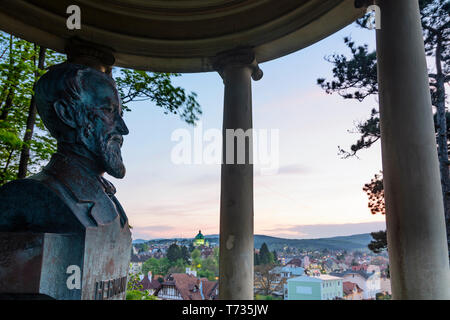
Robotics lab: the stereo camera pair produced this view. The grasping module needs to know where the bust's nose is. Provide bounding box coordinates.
[117,116,129,136]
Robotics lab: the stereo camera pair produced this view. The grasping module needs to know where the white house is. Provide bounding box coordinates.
[331,267,381,300]
[129,254,147,274]
[302,256,310,268]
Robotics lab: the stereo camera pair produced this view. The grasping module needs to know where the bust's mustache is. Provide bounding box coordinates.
[106,134,123,148]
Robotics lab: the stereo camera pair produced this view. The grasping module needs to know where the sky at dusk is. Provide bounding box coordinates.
[108,22,387,240]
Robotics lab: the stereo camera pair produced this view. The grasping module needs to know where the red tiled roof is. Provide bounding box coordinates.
[156,273,218,300]
[343,281,363,295]
[286,258,302,267]
[139,275,161,291]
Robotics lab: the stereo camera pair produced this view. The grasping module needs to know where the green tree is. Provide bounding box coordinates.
[167,243,182,263]
[140,243,149,253]
[213,247,219,263]
[180,245,191,264]
[368,230,388,254]
[201,256,219,278]
[127,272,143,291]
[258,243,273,265]
[114,68,201,125]
[254,263,278,296]
[272,250,278,265]
[0,31,202,186]
[126,290,158,300]
[168,258,187,274]
[198,269,215,281]
[0,34,63,184]
[190,248,202,269]
[254,251,260,266]
[142,257,171,276]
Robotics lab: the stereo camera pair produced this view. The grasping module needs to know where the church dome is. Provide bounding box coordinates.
[195,230,205,240]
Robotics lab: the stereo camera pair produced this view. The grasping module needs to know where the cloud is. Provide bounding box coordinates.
[261,221,386,239]
[131,224,218,240]
[131,225,177,240]
[182,173,220,186]
[129,200,219,218]
[276,164,311,175]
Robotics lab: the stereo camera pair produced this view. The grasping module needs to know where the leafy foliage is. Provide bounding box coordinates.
[318,0,449,158]
[126,290,158,300]
[167,243,182,263]
[363,172,385,215]
[368,230,388,254]
[142,257,171,276]
[255,242,275,266]
[127,272,143,291]
[0,33,63,184]
[318,0,450,256]
[254,263,279,296]
[255,294,282,300]
[0,31,202,186]
[114,69,202,125]
[317,37,378,102]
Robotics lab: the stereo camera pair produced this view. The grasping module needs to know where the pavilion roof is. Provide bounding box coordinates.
[0,0,365,72]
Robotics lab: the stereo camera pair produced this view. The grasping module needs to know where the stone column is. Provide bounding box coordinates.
[375,0,450,299]
[213,49,262,300]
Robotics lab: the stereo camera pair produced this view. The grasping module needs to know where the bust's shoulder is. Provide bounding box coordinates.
[0,177,83,233]
[0,176,58,203]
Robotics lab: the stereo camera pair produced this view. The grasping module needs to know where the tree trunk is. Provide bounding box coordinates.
[0,36,28,120]
[0,35,13,110]
[434,34,450,257]
[17,46,46,179]
[0,149,14,185]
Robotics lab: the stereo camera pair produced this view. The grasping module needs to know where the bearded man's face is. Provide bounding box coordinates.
[79,81,129,178]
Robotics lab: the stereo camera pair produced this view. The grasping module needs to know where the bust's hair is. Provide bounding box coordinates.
[35,62,116,141]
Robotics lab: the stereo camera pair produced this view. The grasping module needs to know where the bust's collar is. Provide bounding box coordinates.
[42,151,121,226]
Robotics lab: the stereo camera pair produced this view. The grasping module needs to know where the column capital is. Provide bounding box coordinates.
[65,37,115,75]
[212,48,263,81]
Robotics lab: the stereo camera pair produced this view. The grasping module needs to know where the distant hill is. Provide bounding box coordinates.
[133,233,373,251]
[132,239,148,244]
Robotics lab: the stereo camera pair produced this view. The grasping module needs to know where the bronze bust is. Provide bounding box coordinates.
[0,63,132,299]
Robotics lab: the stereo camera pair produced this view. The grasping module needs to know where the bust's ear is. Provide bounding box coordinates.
[53,100,77,129]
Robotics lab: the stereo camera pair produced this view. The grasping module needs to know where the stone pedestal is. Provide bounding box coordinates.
[0,172,131,300]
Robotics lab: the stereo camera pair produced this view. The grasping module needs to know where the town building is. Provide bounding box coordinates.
[343,281,364,300]
[193,230,209,247]
[380,277,392,296]
[284,274,343,300]
[331,267,381,300]
[129,254,148,274]
[138,272,162,296]
[302,256,311,268]
[285,258,303,268]
[271,266,305,279]
[154,273,218,300]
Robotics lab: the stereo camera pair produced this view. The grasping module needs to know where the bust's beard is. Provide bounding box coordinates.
[100,138,126,179]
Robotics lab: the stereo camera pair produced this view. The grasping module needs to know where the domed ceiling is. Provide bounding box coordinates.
[0,0,364,72]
